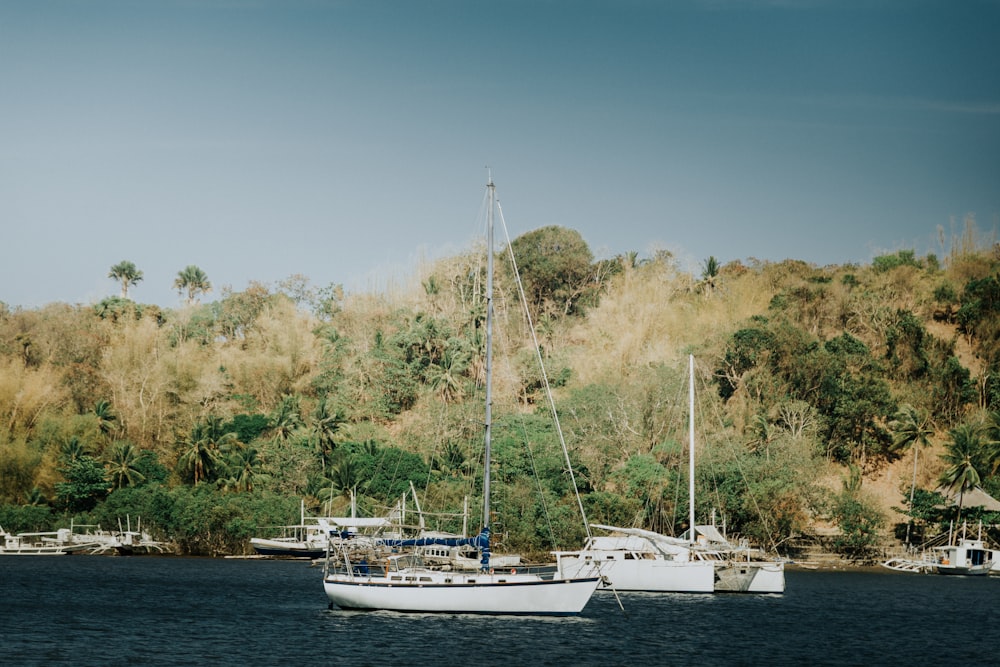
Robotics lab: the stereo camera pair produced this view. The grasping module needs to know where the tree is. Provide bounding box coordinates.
[174,265,212,305]
[177,417,238,484]
[889,405,933,544]
[108,260,144,299]
[509,225,596,317]
[220,447,268,493]
[830,466,885,563]
[270,395,304,443]
[54,455,109,513]
[105,441,146,489]
[939,422,985,524]
[312,400,344,471]
[93,399,117,439]
[699,256,721,296]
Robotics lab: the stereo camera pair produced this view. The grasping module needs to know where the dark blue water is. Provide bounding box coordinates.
[1,557,997,666]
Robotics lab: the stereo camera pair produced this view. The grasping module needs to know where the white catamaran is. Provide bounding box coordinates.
[555,356,785,594]
[321,176,601,615]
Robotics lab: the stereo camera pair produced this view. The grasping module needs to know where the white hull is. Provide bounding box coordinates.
[714,561,785,593]
[324,570,600,615]
[0,546,68,555]
[557,552,716,593]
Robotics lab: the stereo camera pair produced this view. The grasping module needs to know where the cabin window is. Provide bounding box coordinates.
[419,577,432,582]
[624,553,636,560]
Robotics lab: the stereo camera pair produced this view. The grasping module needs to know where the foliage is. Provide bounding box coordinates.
[54,455,109,513]
[508,225,597,317]
[830,467,885,562]
[3,230,1000,556]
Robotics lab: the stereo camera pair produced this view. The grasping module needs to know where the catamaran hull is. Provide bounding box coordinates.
[323,576,601,615]
[557,556,716,593]
[714,562,785,593]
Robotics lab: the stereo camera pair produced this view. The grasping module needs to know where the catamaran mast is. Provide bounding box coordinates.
[689,354,696,543]
[483,176,495,532]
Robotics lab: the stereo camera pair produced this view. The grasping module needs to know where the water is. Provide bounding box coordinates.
[1,557,998,666]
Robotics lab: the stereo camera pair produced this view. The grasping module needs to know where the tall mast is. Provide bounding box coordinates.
[483,176,495,530]
[688,354,696,543]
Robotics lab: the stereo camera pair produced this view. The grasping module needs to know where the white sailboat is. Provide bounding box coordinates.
[555,355,785,594]
[321,176,601,615]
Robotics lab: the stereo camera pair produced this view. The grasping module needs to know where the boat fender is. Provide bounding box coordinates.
[510,568,516,575]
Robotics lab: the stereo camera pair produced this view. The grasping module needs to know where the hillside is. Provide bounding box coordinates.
[2,222,1000,560]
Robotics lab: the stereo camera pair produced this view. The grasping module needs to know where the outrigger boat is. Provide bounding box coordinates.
[882,523,996,576]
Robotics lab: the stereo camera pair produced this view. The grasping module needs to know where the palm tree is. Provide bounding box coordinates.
[270,395,304,443]
[889,405,934,544]
[173,265,212,305]
[699,256,720,296]
[92,400,117,439]
[108,260,144,299]
[105,441,146,489]
[220,447,268,493]
[177,417,238,484]
[59,436,89,464]
[312,400,344,470]
[426,348,470,403]
[938,422,985,525]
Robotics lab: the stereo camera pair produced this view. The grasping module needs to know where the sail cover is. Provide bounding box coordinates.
[377,527,492,570]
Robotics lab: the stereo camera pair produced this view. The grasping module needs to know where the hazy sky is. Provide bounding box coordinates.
[2,0,998,309]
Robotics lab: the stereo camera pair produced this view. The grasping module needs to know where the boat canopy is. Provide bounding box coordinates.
[378,527,492,570]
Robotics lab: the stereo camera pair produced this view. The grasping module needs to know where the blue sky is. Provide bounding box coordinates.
[2,0,998,309]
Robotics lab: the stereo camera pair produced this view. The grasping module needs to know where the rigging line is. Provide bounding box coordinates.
[495,194,593,541]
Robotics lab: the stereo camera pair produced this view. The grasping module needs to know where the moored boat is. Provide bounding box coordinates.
[321,176,601,615]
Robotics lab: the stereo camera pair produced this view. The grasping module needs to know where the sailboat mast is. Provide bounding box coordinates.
[688,354,696,542]
[483,177,495,530]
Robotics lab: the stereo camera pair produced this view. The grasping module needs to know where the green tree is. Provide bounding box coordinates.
[177,417,238,485]
[889,405,933,544]
[105,441,146,489]
[93,399,117,439]
[831,466,885,563]
[509,225,596,317]
[174,265,212,305]
[270,395,305,443]
[108,260,144,299]
[54,455,109,513]
[312,400,344,470]
[699,256,721,295]
[220,447,268,493]
[939,422,985,524]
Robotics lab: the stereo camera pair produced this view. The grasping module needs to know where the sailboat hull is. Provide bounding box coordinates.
[323,573,601,615]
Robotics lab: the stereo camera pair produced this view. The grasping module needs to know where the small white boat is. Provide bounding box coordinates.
[932,538,994,576]
[1,527,69,555]
[882,524,996,576]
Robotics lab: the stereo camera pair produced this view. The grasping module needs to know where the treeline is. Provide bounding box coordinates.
[2,222,1000,560]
